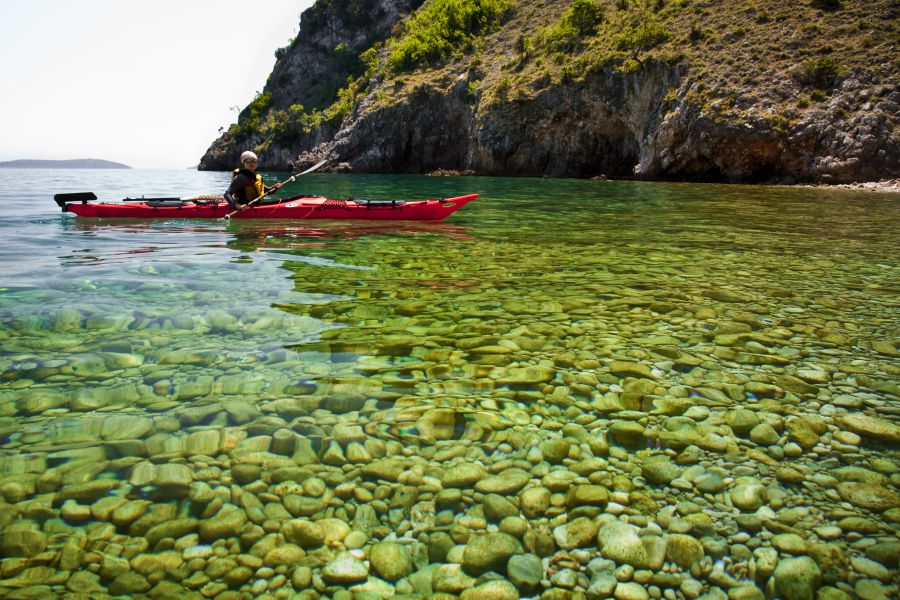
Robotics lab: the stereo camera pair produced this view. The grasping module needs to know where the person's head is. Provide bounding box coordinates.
[240,151,258,169]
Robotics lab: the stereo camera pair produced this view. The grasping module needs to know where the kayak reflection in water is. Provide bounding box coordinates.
[224,151,283,211]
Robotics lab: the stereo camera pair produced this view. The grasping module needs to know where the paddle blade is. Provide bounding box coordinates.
[54,192,97,208]
[297,159,327,176]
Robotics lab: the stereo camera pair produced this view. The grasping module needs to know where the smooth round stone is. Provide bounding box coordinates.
[833,430,861,445]
[774,556,822,600]
[749,423,780,446]
[588,572,618,597]
[499,516,529,539]
[111,500,149,527]
[680,577,704,599]
[607,421,646,447]
[683,407,710,421]
[317,518,351,546]
[783,442,804,458]
[566,484,609,509]
[728,586,766,600]
[597,521,651,569]
[484,494,519,522]
[321,551,368,584]
[100,415,153,440]
[61,501,92,524]
[67,571,103,593]
[731,484,767,512]
[475,468,531,494]
[459,579,520,600]
[541,439,571,463]
[850,557,891,583]
[553,517,600,550]
[815,587,851,600]
[615,582,650,600]
[232,464,261,484]
[726,410,760,437]
[520,487,551,518]
[550,567,578,588]
[609,361,655,380]
[152,463,193,497]
[345,442,372,463]
[223,565,254,587]
[57,479,119,504]
[108,571,151,595]
[772,534,809,555]
[188,482,215,505]
[536,463,573,487]
[864,542,900,568]
[808,543,849,584]
[835,414,900,443]
[775,467,805,484]
[441,463,487,488]
[291,566,312,589]
[432,564,477,594]
[369,542,413,582]
[508,553,543,592]
[855,579,892,600]
[665,534,704,569]
[695,473,726,493]
[198,506,246,541]
[0,527,47,557]
[145,518,198,546]
[303,477,327,497]
[462,532,523,576]
[641,456,681,484]
[183,545,214,560]
[813,526,843,541]
[344,531,367,549]
[836,482,900,512]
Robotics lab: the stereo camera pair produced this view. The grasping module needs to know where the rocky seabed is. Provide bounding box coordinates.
[0,231,898,600]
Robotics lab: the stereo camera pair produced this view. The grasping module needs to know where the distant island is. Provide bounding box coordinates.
[0,159,131,169]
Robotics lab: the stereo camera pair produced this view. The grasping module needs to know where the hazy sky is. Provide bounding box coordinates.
[1,0,315,169]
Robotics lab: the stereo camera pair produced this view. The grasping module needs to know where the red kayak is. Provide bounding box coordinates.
[54,192,478,221]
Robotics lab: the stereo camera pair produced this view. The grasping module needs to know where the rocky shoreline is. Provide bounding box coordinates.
[793,180,900,194]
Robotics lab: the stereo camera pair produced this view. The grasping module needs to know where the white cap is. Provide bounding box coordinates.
[240,151,258,165]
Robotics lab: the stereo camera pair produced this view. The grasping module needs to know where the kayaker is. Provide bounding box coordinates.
[224,151,283,210]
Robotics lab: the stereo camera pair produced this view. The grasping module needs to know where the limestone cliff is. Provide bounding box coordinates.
[199,0,899,184]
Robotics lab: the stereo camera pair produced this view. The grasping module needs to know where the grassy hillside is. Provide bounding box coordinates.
[379,0,896,117]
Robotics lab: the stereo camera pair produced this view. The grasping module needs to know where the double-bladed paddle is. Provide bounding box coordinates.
[221,159,327,221]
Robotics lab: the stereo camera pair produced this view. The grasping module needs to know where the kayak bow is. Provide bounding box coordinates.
[54,193,478,222]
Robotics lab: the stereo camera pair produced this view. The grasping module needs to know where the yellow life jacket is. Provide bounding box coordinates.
[232,168,266,201]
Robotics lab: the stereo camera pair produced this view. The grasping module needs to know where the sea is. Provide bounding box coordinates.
[0,168,897,596]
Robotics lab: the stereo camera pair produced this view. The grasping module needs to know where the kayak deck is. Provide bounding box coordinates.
[57,193,478,221]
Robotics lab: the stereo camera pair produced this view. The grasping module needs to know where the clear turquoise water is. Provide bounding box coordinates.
[0,168,898,596]
[1,169,898,432]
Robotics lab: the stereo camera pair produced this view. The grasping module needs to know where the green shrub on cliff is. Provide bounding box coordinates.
[262,104,325,144]
[795,56,841,87]
[234,92,272,136]
[615,17,670,60]
[388,0,509,72]
[566,0,604,35]
[542,0,604,51]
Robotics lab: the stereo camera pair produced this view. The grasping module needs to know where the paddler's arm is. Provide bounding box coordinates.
[225,174,249,209]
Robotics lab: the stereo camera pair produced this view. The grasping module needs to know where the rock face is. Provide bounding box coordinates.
[199,0,424,170]
[200,0,899,184]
